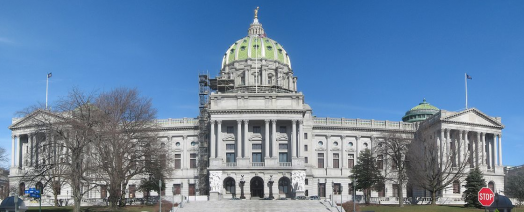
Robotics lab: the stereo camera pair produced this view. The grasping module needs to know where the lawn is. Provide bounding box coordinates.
[26,205,160,212]
[357,205,497,212]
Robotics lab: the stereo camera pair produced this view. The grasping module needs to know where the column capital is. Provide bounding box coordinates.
[237,119,242,124]
[243,119,249,124]
[264,119,270,124]
[216,120,222,125]
[299,119,303,124]
[271,119,277,123]
[356,135,361,140]
[498,134,502,138]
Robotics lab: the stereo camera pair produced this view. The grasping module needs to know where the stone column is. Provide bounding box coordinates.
[217,120,222,158]
[272,119,277,158]
[210,120,216,158]
[458,131,463,167]
[11,135,15,167]
[237,120,242,159]
[487,136,492,169]
[291,119,297,158]
[355,136,360,162]
[182,135,187,168]
[341,136,346,168]
[16,134,20,168]
[480,132,485,165]
[29,134,33,167]
[498,134,502,166]
[440,130,445,165]
[444,129,450,166]
[326,135,331,168]
[299,120,304,157]
[243,120,249,159]
[264,120,270,158]
[476,132,481,167]
[493,134,498,167]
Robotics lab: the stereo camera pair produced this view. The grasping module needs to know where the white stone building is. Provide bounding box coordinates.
[8,11,505,205]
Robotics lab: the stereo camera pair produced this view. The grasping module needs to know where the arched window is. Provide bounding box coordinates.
[453,180,460,194]
[488,181,495,192]
[278,177,290,195]
[19,182,25,196]
[36,182,44,196]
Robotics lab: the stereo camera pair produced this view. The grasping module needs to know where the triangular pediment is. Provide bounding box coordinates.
[9,110,64,130]
[442,108,503,128]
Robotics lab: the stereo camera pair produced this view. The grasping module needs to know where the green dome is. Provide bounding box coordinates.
[221,36,291,69]
[402,99,439,123]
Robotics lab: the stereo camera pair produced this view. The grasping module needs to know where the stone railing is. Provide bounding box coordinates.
[279,162,292,167]
[156,118,198,127]
[225,162,237,167]
[252,162,264,167]
[313,117,415,130]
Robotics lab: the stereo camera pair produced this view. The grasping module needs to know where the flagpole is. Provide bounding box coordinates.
[46,74,49,109]
[465,73,468,109]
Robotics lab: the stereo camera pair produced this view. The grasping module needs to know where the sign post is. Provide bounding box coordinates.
[25,187,41,212]
[478,187,495,211]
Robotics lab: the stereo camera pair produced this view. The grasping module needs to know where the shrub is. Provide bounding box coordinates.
[342,201,360,212]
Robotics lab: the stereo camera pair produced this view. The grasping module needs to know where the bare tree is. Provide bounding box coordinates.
[375,132,411,207]
[406,130,470,205]
[18,89,103,212]
[89,88,163,209]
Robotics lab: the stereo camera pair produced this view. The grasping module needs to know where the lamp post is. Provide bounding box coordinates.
[239,175,246,199]
[180,183,183,208]
[352,176,356,212]
[268,175,274,199]
[13,192,18,212]
[159,180,162,212]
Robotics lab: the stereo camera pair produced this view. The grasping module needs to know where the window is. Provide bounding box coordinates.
[100,185,107,199]
[189,184,196,196]
[318,153,324,168]
[304,145,308,151]
[252,153,262,162]
[377,155,383,169]
[227,126,234,134]
[305,157,308,164]
[226,144,235,150]
[160,154,166,167]
[348,142,353,147]
[304,133,308,139]
[392,159,397,170]
[305,179,308,185]
[348,183,354,195]
[190,153,197,168]
[393,184,400,197]
[252,144,262,150]
[318,141,323,146]
[453,181,460,194]
[279,126,287,133]
[129,184,136,198]
[348,154,354,168]
[226,153,236,162]
[333,141,339,146]
[173,184,181,195]
[333,153,339,168]
[334,183,341,195]
[279,144,288,150]
[279,153,288,163]
[253,126,261,133]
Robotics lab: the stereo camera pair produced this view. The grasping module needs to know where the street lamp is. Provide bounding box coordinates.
[239,175,246,199]
[268,175,274,199]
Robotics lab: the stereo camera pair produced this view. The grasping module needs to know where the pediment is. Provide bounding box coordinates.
[442,108,503,128]
[9,110,64,130]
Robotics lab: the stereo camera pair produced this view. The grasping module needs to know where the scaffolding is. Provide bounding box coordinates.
[197,72,210,195]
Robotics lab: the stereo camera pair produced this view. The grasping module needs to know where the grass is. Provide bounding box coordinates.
[26,205,158,212]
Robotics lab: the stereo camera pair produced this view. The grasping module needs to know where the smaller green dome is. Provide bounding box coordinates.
[402,99,439,123]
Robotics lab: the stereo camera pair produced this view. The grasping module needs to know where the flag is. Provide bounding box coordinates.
[466,74,472,80]
[47,72,52,78]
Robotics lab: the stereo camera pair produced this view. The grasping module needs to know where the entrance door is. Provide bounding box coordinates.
[318,183,326,197]
[278,177,291,198]
[250,177,264,198]
[188,184,196,196]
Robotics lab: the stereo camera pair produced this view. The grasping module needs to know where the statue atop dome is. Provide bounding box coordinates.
[254,6,259,19]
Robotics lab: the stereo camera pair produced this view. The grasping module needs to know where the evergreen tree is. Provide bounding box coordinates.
[350,149,384,204]
[463,167,486,208]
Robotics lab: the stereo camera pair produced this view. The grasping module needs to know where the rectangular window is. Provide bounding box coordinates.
[333,153,339,168]
[392,159,397,170]
[453,181,460,194]
[377,155,383,169]
[226,144,235,150]
[318,153,324,168]
[252,144,262,150]
[348,183,354,195]
[101,185,107,199]
[252,153,262,162]
[175,154,181,169]
[160,154,166,168]
[129,184,136,198]
[304,133,308,139]
[279,144,288,150]
[348,154,354,168]
[304,145,308,151]
[305,179,308,185]
[279,126,287,133]
[334,183,341,195]
[305,157,308,164]
[190,153,197,168]
[392,184,399,197]
[279,153,288,163]
[227,126,234,134]
[173,184,181,195]
[226,153,236,162]
[253,126,261,133]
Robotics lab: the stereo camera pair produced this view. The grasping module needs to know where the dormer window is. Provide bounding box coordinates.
[253,44,260,48]
[278,49,283,54]
[243,39,247,43]
[267,46,272,51]
[230,49,235,53]
[240,46,246,51]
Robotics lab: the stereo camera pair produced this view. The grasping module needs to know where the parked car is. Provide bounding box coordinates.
[309,196,320,200]
[295,196,307,200]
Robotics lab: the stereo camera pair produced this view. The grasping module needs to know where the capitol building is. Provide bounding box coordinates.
[8,11,505,205]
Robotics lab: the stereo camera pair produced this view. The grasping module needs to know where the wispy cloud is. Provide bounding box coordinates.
[0,37,14,44]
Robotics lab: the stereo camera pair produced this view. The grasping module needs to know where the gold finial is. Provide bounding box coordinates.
[254,6,259,19]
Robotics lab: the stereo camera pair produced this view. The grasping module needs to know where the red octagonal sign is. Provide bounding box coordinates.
[478,187,495,206]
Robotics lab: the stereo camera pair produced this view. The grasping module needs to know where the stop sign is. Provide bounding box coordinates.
[478,187,495,206]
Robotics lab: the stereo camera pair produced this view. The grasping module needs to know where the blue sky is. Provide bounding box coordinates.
[1,0,523,166]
